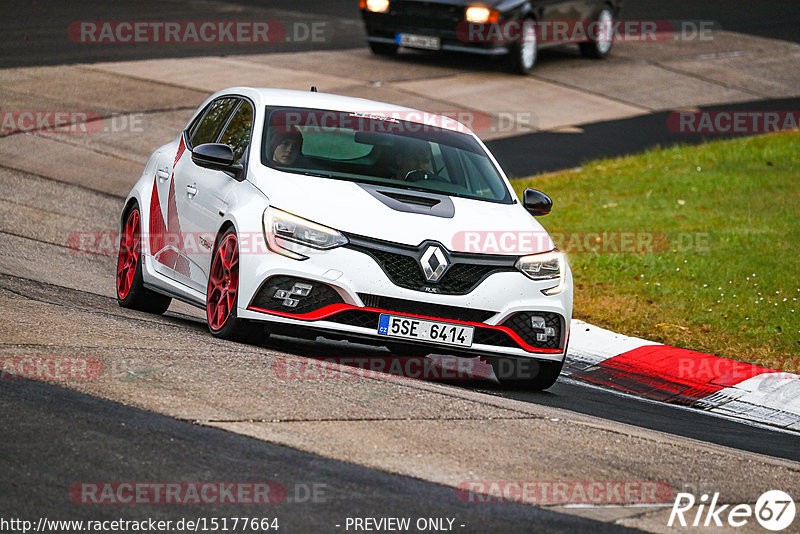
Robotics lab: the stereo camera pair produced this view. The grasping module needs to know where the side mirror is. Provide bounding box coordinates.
[191,143,243,177]
[522,188,552,216]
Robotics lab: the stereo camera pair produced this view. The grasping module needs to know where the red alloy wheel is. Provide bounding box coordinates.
[116,209,141,300]
[207,232,239,331]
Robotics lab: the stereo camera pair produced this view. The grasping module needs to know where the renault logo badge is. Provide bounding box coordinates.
[420,245,448,282]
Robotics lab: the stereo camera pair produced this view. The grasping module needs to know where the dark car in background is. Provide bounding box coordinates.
[359,0,622,73]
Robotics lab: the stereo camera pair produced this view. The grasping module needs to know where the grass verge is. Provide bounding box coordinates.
[513,131,799,370]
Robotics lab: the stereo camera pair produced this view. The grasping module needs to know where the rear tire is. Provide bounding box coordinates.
[579,7,614,59]
[116,203,171,314]
[206,227,267,344]
[369,41,399,56]
[508,19,537,74]
[488,356,564,390]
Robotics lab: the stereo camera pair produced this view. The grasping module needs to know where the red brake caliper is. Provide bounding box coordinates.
[207,234,239,330]
[116,210,141,299]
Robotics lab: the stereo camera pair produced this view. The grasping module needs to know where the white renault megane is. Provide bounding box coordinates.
[116,87,572,389]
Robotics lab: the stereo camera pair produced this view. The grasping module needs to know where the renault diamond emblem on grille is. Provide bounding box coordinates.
[420,245,448,282]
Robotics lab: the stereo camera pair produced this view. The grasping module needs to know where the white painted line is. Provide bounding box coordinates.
[708,372,800,429]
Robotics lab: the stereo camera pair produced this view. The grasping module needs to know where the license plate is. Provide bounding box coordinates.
[397,33,441,50]
[377,314,474,347]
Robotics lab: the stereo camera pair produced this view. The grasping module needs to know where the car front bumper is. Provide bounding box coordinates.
[237,241,572,362]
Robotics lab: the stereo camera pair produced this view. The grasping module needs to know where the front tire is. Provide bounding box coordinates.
[579,7,614,59]
[508,19,537,74]
[488,356,564,391]
[116,204,171,314]
[206,228,265,343]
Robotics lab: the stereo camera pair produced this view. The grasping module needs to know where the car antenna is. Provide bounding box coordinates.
[310,86,318,92]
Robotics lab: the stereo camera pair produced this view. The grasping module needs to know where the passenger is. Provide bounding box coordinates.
[269,130,303,167]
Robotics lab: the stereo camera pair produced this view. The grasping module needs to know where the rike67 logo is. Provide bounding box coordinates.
[669,490,795,531]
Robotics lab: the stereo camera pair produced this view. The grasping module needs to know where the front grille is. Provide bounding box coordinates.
[389,1,463,31]
[358,293,496,323]
[325,307,560,354]
[249,276,343,315]
[473,329,517,348]
[328,310,379,329]
[347,236,516,295]
[502,312,564,350]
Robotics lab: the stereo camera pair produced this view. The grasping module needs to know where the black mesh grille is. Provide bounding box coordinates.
[249,276,344,315]
[502,312,564,350]
[358,294,496,323]
[325,308,553,353]
[328,310,379,329]
[473,329,517,348]
[389,1,463,31]
[348,243,515,295]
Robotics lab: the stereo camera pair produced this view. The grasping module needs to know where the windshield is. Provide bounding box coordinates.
[261,107,512,203]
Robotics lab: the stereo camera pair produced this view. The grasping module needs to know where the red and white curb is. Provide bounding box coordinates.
[564,320,800,431]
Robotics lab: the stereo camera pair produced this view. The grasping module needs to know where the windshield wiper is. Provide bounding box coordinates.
[300,170,337,179]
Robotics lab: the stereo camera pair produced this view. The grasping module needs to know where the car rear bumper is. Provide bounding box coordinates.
[366,35,510,56]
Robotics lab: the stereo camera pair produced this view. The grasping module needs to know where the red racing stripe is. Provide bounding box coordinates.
[247,304,563,355]
[572,345,778,405]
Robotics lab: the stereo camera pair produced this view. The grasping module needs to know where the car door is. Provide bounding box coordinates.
[166,96,239,293]
[175,97,255,294]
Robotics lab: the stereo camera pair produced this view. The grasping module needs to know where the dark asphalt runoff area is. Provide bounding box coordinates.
[2,0,798,529]
[485,96,800,177]
[0,377,644,533]
[0,337,796,529]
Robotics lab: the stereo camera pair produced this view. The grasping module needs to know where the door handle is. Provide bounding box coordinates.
[156,169,170,182]
[186,184,198,198]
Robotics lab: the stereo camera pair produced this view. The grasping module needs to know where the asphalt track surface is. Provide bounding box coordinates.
[486,96,800,177]
[2,0,799,529]
[1,0,797,68]
[239,334,800,463]
[1,377,641,533]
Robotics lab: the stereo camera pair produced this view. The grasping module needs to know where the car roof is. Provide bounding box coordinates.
[210,86,474,135]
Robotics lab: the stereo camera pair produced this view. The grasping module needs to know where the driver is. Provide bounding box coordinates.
[393,139,432,180]
[269,129,303,167]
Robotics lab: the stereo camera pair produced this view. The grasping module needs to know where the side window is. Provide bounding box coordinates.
[189,97,238,148]
[218,100,254,165]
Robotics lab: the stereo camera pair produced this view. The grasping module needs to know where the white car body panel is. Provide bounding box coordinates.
[122,87,573,364]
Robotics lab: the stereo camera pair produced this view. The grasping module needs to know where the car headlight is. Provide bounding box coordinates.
[465,6,499,24]
[263,207,348,260]
[361,0,390,13]
[515,251,567,295]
